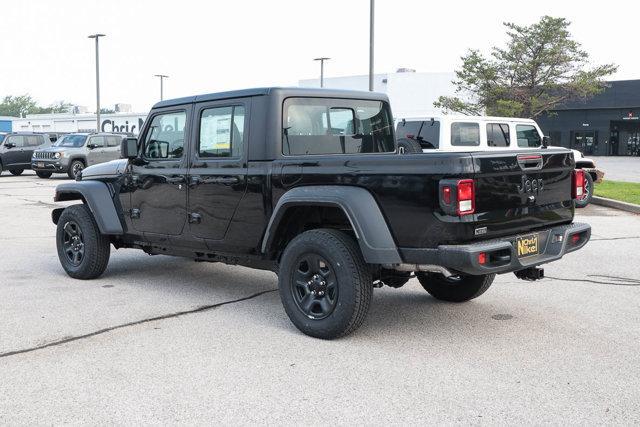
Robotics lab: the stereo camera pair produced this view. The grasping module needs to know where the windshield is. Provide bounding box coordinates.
[53,134,87,147]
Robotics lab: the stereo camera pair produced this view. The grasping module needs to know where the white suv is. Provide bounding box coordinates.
[396,115,603,207]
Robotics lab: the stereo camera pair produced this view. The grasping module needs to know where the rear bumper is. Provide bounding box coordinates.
[399,222,591,276]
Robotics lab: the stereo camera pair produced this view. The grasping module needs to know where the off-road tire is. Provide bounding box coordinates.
[278,228,373,339]
[67,160,85,180]
[9,169,24,176]
[416,272,495,302]
[56,204,110,279]
[397,138,423,154]
[36,171,52,179]
[575,171,593,208]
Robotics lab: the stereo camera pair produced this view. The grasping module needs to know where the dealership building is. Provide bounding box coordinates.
[11,111,148,135]
[537,80,640,156]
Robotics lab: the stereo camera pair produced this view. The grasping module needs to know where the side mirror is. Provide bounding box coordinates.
[121,137,138,159]
[4,142,15,149]
[86,143,98,149]
[542,136,550,148]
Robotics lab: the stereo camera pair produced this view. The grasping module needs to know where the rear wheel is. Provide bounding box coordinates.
[9,169,24,176]
[56,204,110,279]
[36,171,52,179]
[278,228,373,339]
[67,160,84,179]
[397,138,423,154]
[416,272,495,302]
[575,171,593,208]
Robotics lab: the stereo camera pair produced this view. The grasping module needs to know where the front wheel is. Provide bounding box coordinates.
[36,171,53,179]
[575,171,593,208]
[9,169,24,176]
[278,229,373,339]
[67,160,84,179]
[56,204,111,279]
[416,272,495,302]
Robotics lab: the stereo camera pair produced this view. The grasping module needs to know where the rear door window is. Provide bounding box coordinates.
[417,120,440,149]
[451,122,480,146]
[106,136,121,147]
[516,125,542,148]
[486,123,510,147]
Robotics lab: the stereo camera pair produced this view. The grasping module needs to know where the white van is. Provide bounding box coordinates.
[395,115,603,207]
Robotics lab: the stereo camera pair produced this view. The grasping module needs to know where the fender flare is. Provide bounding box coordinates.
[53,181,123,234]
[262,185,401,264]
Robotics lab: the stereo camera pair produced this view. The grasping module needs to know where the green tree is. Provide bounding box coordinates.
[0,95,74,116]
[435,16,618,118]
[0,95,39,117]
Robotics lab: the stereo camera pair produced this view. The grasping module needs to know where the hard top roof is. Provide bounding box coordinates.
[398,115,537,123]
[152,87,389,109]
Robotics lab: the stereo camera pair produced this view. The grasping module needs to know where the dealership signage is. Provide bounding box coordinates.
[100,116,146,134]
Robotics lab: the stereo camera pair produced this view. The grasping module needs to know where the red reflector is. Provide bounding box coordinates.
[478,252,487,265]
[442,186,451,204]
[571,234,581,244]
[406,133,415,139]
[457,179,475,215]
[517,154,542,161]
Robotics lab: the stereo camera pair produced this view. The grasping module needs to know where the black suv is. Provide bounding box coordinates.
[51,88,590,339]
[0,132,51,175]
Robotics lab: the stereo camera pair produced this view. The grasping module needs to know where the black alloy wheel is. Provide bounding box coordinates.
[291,253,338,319]
[62,220,85,266]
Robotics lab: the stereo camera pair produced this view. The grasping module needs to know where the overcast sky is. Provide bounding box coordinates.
[0,0,638,112]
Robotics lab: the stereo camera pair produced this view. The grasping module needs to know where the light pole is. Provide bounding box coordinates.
[369,0,374,91]
[88,34,106,132]
[154,74,169,100]
[313,58,330,88]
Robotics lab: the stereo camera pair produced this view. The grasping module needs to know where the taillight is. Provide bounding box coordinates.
[457,179,475,215]
[439,179,475,216]
[572,169,586,200]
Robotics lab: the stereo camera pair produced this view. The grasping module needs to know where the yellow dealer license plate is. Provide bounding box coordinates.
[516,233,539,258]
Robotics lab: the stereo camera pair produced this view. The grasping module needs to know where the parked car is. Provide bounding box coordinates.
[0,133,52,176]
[51,87,590,339]
[396,116,603,208]
[31,132,126,179]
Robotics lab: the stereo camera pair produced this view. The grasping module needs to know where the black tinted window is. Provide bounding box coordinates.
[199,105,245,158]
[417,120,440,149]
[143,111,186,159]
[487,123,510,147]
[396,120,422,139]
[516,125,541,148]
[283,98,394,155]
[451,122,480,146]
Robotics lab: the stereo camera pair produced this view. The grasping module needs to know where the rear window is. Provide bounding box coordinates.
[516,125,541,148]
[451,122,480,146]
[397,120,440,149]
[283,98,395,155]
[486,123,510,147]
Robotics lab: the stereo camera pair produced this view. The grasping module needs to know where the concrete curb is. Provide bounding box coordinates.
[591,196,640,214]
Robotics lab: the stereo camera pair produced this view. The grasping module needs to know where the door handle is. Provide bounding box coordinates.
[165,176,185,184]
[189,175,203,187]
[214,176,239,185]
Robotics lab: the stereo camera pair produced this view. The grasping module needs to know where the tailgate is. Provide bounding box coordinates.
[470,148,575,238]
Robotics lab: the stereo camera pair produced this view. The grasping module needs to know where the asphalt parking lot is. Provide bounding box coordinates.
[1,170,639,424]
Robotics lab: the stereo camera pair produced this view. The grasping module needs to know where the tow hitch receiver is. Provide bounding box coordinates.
[514,267,545,281]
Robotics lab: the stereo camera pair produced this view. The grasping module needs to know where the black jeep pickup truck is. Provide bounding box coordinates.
[51,87,590,339]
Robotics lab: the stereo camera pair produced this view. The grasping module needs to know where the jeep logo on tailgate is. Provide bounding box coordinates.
[517,175,544,194]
